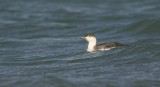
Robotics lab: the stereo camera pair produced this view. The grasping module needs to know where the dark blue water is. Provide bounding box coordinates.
[0,0,160,87]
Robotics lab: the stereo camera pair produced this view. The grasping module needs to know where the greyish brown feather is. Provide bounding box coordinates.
[94,42,124,50]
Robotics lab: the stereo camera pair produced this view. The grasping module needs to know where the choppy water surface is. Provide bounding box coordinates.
[0,0,160,87]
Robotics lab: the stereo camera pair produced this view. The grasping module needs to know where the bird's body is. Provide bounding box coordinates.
[95,42,122,50]
[81,34,125,52]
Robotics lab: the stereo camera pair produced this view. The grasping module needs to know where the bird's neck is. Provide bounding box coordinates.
[87,41,96,52]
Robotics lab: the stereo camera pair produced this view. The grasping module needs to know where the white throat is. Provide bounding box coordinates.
[87,40,96,52]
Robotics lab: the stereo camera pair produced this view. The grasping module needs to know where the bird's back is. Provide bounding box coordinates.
[94,42,125,50]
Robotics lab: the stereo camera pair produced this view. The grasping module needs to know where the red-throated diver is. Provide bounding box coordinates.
[81,34,125,52]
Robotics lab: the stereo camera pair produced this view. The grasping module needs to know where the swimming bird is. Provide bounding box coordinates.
[81,34,125,52]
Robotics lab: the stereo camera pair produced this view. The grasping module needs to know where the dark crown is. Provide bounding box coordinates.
[85,34,96,37]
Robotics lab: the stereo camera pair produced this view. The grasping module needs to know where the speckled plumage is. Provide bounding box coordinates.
[94,42,123,50]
